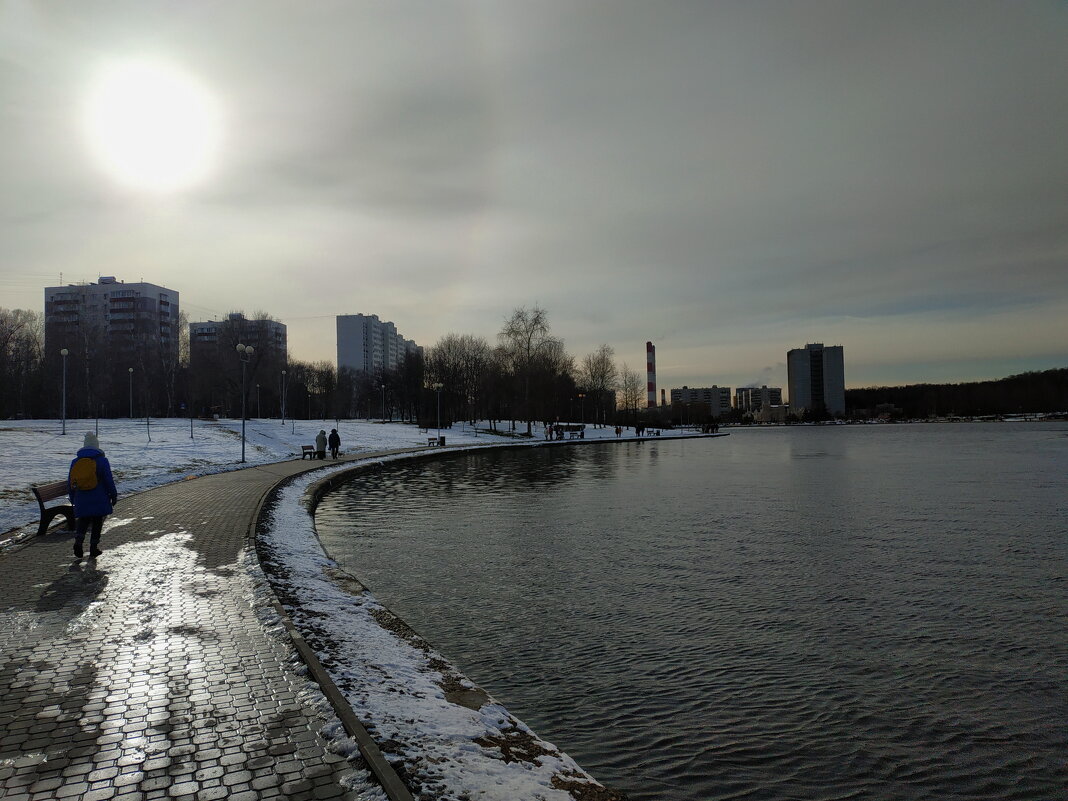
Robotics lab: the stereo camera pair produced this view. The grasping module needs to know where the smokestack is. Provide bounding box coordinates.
[661,388,666,407]
[646,341,656,408]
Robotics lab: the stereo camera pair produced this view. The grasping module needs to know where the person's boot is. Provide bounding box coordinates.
[73,541,83,559]
[90,542,102,558]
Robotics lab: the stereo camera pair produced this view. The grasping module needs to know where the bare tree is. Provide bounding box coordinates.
[498,305,561,435]
[0,309,43,418]
[426,333,492,424]
[579,344,618,427]
[618,362,643,425]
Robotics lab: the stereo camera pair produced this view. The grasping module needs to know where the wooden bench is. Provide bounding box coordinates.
[568,430,582,439]
[301,445,316,459]
[427,437,437,446]
[31,480,75,538]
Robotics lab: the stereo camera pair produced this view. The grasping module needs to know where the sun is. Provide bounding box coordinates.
[83,59,222,193]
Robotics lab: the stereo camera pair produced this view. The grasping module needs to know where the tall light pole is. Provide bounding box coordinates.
[380,383,386,421]
[128,367,134,418]
[578,392,586,424]
[60,348,69,435]
[237,344,254,463]
[256,383,261,419]
[280,369,287,424]
[433,382,443,443]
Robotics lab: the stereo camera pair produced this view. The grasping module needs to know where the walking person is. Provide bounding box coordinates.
[67,432,118,560]
[328,428,341,459]
[315,429,328,460]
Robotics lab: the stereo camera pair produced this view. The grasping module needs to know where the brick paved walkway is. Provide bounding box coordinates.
[0,452,417,801]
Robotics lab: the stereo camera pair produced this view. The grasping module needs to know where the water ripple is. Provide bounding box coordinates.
[317,425,1068,801]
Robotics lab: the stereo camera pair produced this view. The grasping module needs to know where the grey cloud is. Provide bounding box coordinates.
[1,1,1066,388]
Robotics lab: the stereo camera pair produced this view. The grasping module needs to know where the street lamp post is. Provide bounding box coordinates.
[237,344,254,463]
[128,367,134,418]
[381,384,386,421]
[280,370,287,424]
[256,383,261,419]
[578,392,586,425]
[60,348,69,435]
[433,382,443,443]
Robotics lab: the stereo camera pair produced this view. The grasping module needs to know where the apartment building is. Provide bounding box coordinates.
[669,385,732,418]
[735,385,784,413]
[787,343,846,415]
[336,313,419,375]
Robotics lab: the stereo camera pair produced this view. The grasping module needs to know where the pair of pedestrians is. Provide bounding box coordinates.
[314,428,342,459]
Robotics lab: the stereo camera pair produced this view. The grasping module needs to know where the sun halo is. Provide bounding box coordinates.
[83,59,222,193]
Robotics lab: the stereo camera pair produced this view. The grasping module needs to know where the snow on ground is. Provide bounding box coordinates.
[258,453,624,800]
[2,416,713,798]
[1,416,706,535]
[0,416,505,535]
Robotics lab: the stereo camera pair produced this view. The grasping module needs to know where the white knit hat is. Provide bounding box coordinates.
[83,431,100,449]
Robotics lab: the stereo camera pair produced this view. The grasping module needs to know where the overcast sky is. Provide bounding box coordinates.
[2,1,1065,390]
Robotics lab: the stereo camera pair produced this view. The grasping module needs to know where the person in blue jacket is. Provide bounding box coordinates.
[67,432,118,559]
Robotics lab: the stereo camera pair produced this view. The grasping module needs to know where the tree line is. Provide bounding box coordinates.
[0,304,641,430]
[845,368,1068,419]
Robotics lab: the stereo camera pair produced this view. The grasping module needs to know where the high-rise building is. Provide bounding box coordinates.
[43,276,181,416]
[734,385,783,413]
[188,312,287,366]
[45,276,179,358]
[669,385,732,418]
[787,343,845,416]
[336,314,419,375]
[187,312,288,418]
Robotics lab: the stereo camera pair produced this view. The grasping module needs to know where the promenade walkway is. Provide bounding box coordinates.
[0,451,416,801]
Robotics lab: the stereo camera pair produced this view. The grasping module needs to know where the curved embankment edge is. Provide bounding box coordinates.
[246,451,421,801]
[249,444,631,801]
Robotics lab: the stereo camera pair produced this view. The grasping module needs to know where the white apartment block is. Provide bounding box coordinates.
[336,313,419,375]
[44,276,179,357]
[735,385,783,412]
[188,312,288,364]
[670,385,732,418]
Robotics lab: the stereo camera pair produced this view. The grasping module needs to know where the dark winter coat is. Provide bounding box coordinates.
[328,431,341,449]
[67,448,118,518]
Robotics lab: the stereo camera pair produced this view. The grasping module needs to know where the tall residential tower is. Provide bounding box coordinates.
[336,314,419,375]
[787,343,845,416]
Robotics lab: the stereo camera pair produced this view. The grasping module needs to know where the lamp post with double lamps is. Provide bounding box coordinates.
[60,348,69,434]
[237,344,255,463]
[578,392,586,425]
[432,382,443,444]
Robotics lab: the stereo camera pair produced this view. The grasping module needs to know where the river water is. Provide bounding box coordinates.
[314,423,1067,800]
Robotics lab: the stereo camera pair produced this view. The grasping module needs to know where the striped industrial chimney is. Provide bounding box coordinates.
[646,341,656,408]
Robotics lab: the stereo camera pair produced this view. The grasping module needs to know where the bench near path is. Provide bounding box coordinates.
[0,449,425,801]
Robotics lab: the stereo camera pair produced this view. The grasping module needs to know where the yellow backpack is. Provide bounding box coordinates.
[70,457,99,491]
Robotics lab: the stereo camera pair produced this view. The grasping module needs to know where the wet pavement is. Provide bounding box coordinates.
[0,453,414,801]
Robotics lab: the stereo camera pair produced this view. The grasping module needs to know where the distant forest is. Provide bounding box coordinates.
[846,367,1068,418]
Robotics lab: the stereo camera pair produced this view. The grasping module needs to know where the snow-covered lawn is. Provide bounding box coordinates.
[1,416,712,799]
[0,416,501,534]
[1,416,704,535]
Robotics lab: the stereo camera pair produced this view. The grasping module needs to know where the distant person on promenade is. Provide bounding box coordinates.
[315,429,327,459]
[67,432,118,560]
[328,428,341,459]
